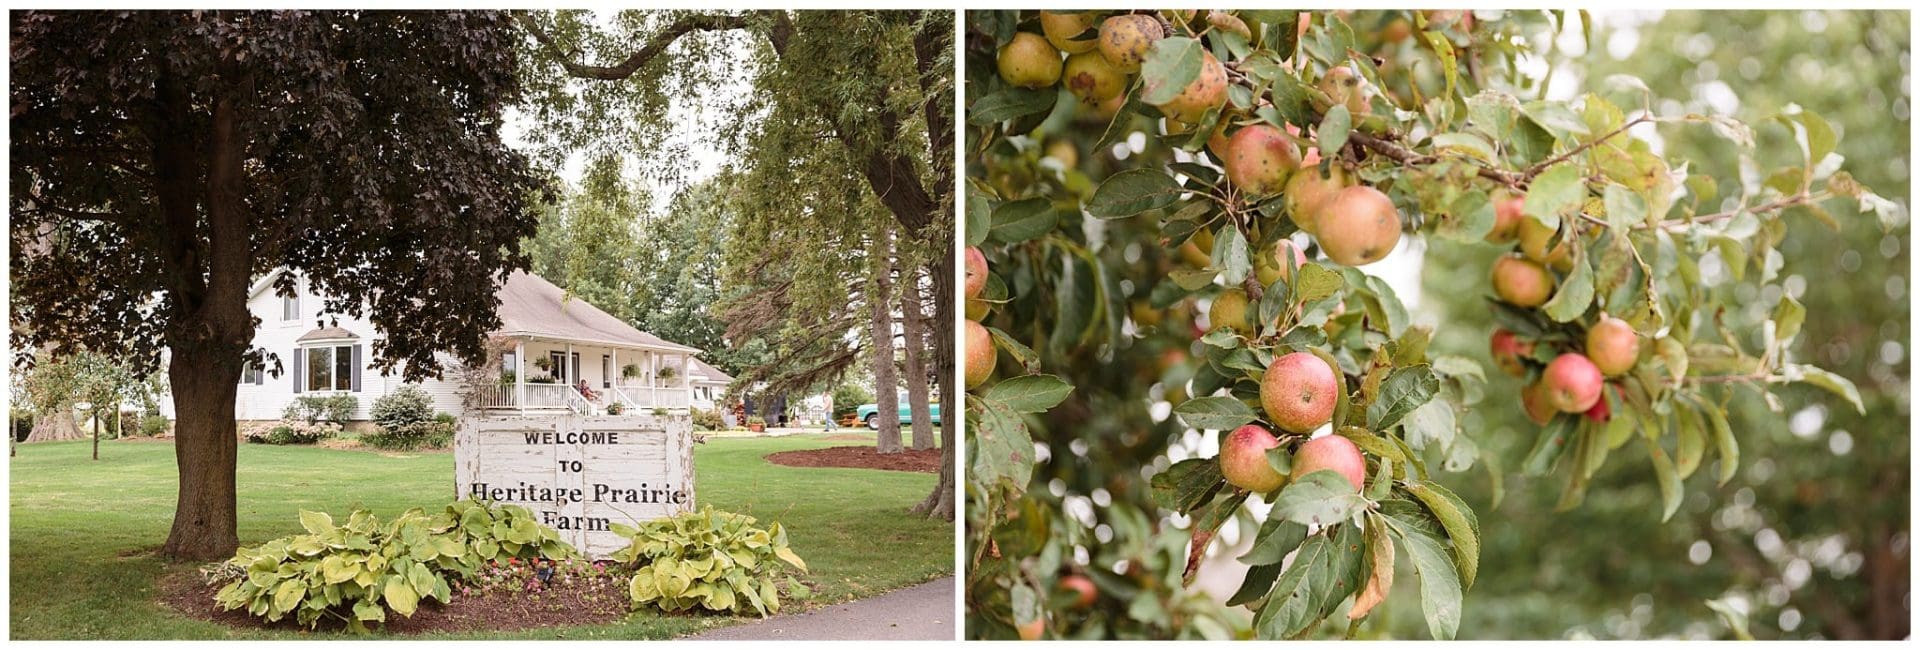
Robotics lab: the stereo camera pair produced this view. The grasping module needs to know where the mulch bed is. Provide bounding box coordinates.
[764,445,940,473]
[158,567,632,635]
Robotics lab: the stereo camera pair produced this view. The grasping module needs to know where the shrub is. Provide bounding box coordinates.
[284,394,357,424]
[362,421,453,451]
[691,408,724,431]
[606,402,626,415]
[207,499,575,632]
[245,420,340,445]
[832,382,873,420]
[609,507,809,617]
[140,416,170,437]
[369,385,434,430]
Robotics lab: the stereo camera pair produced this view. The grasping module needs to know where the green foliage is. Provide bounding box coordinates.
[691,408,725,431]
[369,386,435,431]
[10,435,948,640]
[832,381,875,420]
[608,507,810,617]
[208,500,576,632]
[964,8,1891,641]
[245,421,341,446]
[1417,10,1909,640]
[14,350,163,434]
[360,422,454,451]
[284,395,358,425]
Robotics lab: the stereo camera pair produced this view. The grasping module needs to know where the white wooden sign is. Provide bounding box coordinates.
[455,414,695,558]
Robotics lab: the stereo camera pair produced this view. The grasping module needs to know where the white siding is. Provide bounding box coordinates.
[158,271,701,423]
[160,275,470,421]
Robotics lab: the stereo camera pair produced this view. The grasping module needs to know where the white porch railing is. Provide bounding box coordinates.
[612,385,691,411]
[482,382,693,413]
[479,383,577,411]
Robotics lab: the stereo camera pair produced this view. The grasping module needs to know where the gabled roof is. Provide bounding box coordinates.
[686,358,733,385]
[493,271,700,353]
[249,268,700,354]
[295,326,359,342]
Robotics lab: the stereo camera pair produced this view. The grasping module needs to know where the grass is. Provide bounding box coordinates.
[8,433,952,639]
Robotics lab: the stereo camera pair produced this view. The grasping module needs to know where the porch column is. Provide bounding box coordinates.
[682,352,694,411]
[514,338,526,414]
[610,348,619,392]
[649,351,659,406]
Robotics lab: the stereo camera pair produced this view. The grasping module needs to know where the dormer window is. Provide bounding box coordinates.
[281,293,300,321]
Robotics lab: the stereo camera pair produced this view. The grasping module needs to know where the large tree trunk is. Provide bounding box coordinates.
[900,263,934,451]
[162,344,243,559]
[869,230,903,454]
[25,341,85,443]
[911,247,956,520]
[25,409,84,442]
[157,75,254,561]
[907,15,955,521]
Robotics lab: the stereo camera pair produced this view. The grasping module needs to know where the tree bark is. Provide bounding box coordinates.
[156,74,255,561]
[869,229,903,454]
[25,409,84,442]
[161,343,243,559]
[911,247,956,521]
[900,263,934,451]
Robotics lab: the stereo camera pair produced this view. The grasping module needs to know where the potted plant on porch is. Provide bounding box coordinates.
[746,415,765,433]
[621,363,640,381]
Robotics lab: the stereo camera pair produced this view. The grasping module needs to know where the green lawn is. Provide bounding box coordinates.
[8,434,952,639]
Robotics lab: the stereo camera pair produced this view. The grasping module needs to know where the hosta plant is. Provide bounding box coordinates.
[609,507,810,617]
[437,498,579,572]
[209,500,575,632]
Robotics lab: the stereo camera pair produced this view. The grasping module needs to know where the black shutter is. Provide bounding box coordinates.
[292,349,303,393]
[351,345,363,392]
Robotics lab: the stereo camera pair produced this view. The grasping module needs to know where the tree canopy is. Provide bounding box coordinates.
[10,10,545,558]
[514,9,957,517]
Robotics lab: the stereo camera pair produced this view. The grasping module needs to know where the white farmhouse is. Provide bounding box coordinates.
[171,268,723,425]
[670,357,734,411]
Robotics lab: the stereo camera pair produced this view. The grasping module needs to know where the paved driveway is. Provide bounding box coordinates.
[683,576,955,640]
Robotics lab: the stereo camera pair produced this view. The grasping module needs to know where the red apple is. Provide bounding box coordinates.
[1060,575,1098,608]
[1220,424,1288,493]
[1292,434,1366,491]
[1491,254,1554,307]
[964,246,988,301]
[1584,314,1641,376]
[1260,352,1339,433]
[1542,353,1604,413]
[1489,328,1533,377]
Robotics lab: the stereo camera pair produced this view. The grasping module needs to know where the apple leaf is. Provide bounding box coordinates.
[971,398,1035,490]
[1088,169,1185,218]
[1173,395,1257,431]
[1268,469,1368,526]
[1139,37,1204,105]
[1381,514,1463,640]
[982,374,1074,413]
[1366,365,1438,431]
[1150,458,1226,514]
